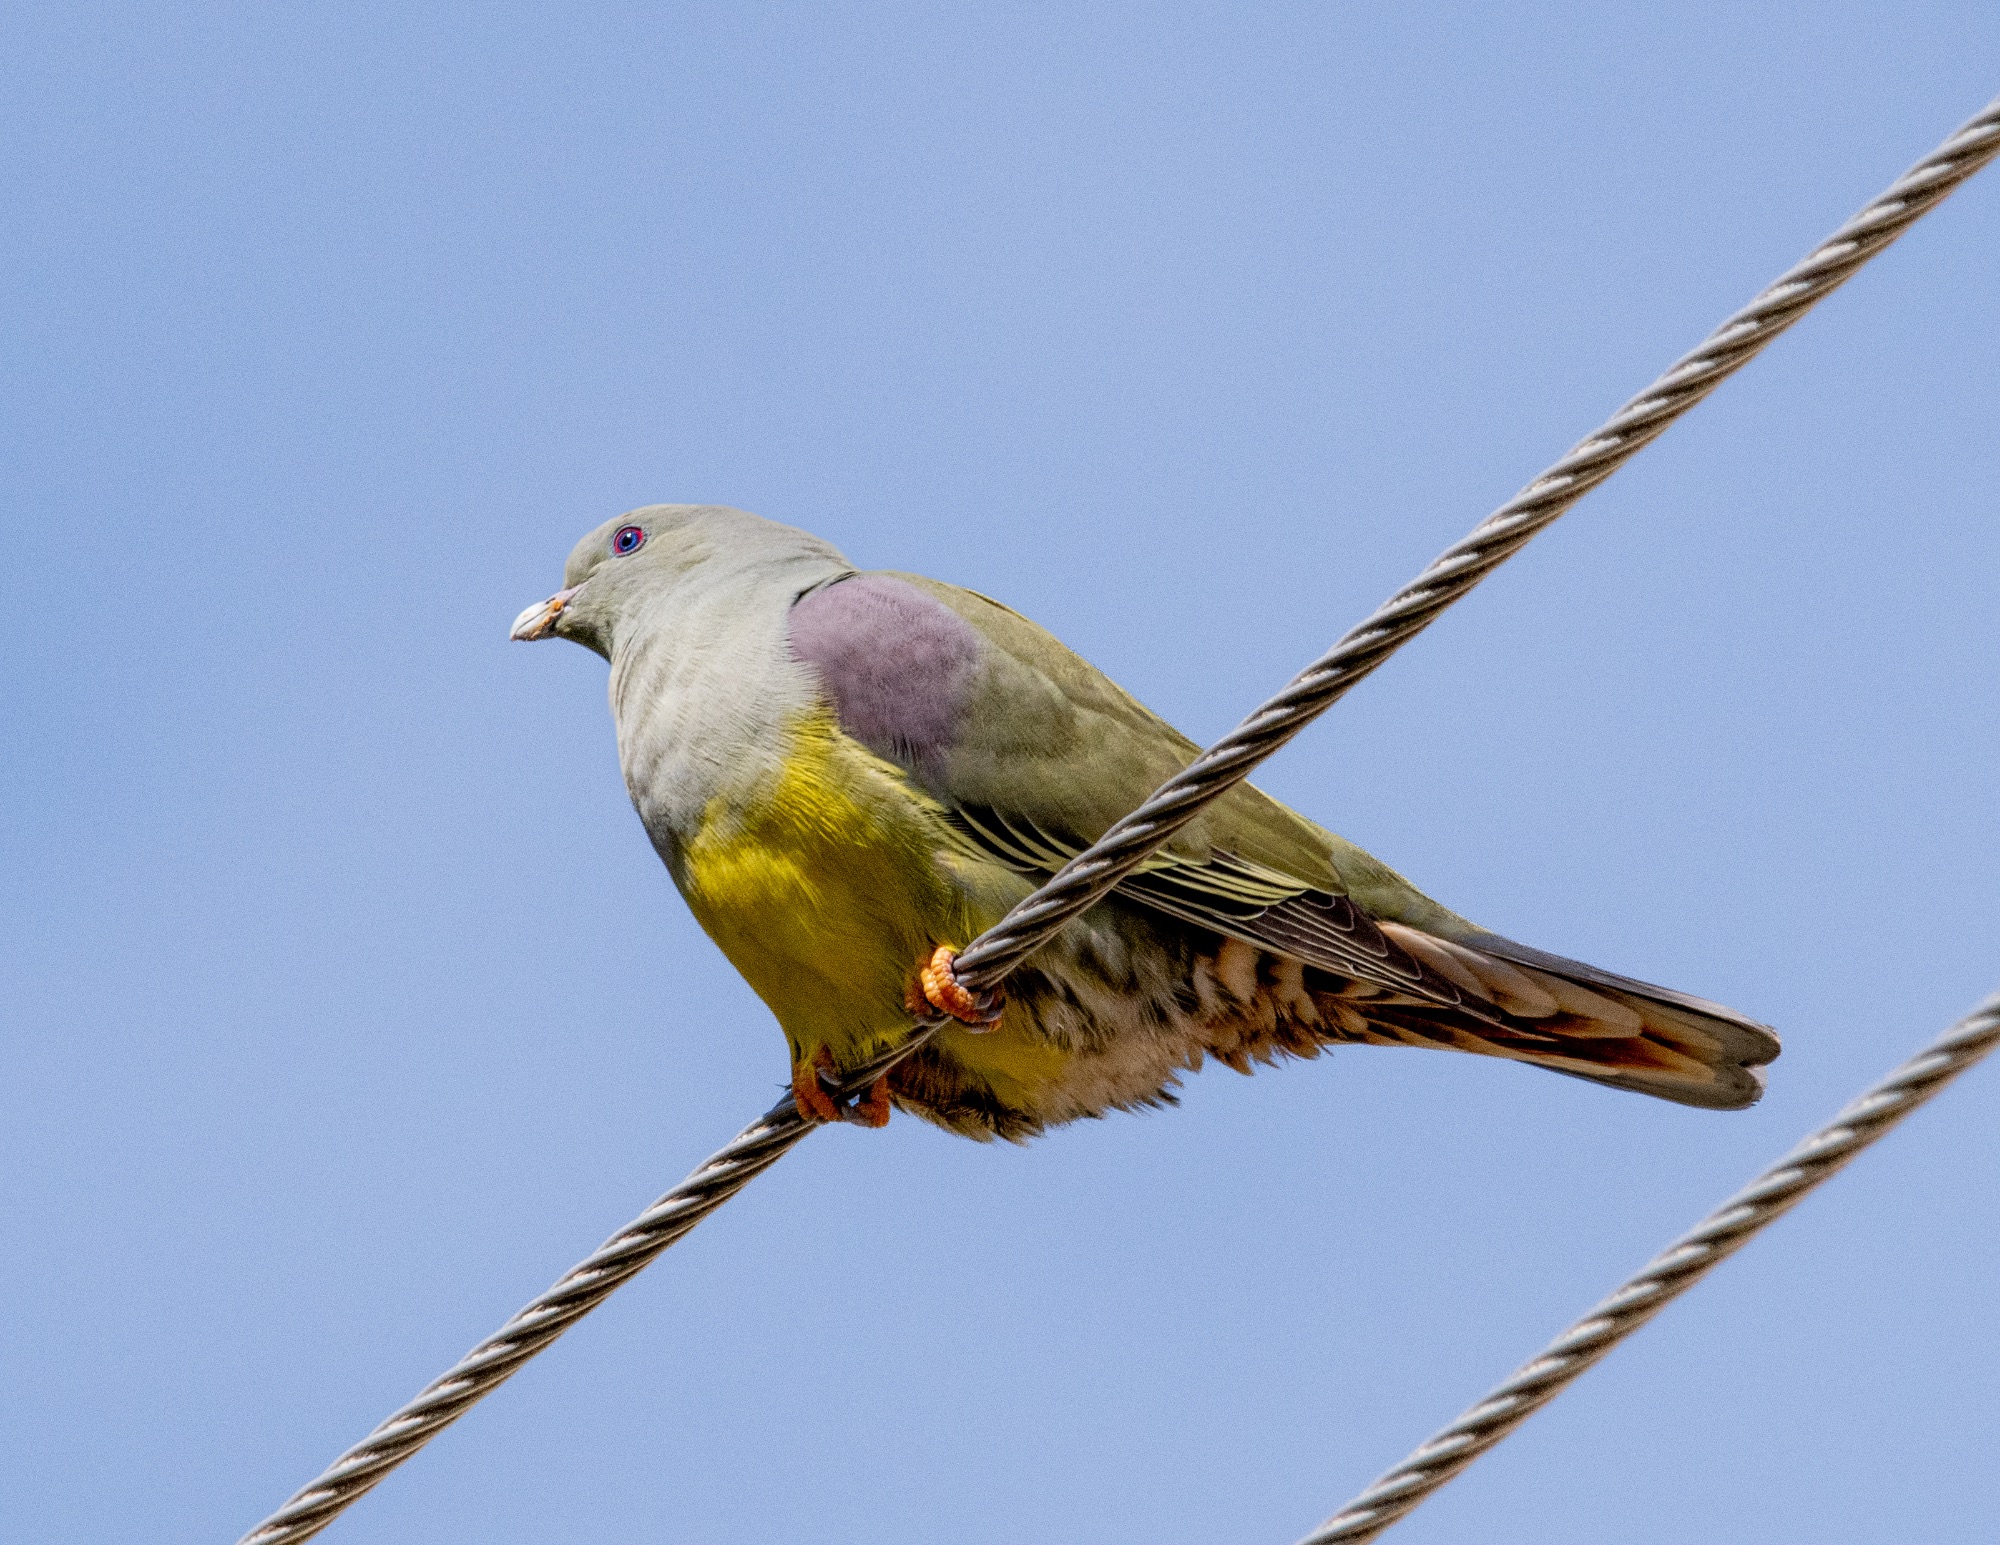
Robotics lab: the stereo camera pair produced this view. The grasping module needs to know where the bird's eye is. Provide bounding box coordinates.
[612,525,646,556]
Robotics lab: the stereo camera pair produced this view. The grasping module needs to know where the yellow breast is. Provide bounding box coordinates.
[675,711,967,1059]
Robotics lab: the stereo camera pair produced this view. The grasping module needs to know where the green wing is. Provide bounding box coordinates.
[887,575,1780,1108]
[890,574,1497,1004]
[790,568,1777,1107]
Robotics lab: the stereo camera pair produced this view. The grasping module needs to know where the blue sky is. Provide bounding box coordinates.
[5,6,1997,1543]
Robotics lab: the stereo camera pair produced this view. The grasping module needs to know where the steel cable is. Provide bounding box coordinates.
[1298,992,2000,1544]
[950,92,2000,995]
[239,94,2000,1544]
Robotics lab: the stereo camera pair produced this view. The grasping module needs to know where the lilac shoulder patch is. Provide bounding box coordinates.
[787,574,982,768]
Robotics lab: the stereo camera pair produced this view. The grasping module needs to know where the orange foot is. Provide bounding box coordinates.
[910,945,1004,1028]
[853,1073,892,1129]
[791,1046,893,1128]
[792,1048,842,1125]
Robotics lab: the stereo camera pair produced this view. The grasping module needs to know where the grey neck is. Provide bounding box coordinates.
[607,553,852,851]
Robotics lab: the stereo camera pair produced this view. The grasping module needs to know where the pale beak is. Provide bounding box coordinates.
[510,586,582,641]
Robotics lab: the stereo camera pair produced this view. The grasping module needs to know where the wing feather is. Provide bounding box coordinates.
[792,569,1778,1109]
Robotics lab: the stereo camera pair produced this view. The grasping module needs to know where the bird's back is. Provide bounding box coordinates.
[791,569,1779,1124]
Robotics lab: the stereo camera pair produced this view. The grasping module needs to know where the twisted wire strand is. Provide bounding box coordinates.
[952,91,2000,993]
[1298,991,2000,1545]
[240,1096,813,1544]
[240,94,2000,1545]
[239,1044,953,1543]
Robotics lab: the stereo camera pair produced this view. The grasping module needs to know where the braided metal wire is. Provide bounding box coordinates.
[239,1095,812,1544]
[1298,991,2000,1545]
[953,92,2000,993]
[240,1024,952,1545]
[240,95,2000,1545]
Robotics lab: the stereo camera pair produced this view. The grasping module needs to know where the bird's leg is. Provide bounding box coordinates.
[791,1046,893,1128]
[794,947,1000,1127]
[791,1047,845,1125]
[852,1074,892,1129]
[912,944,1004,1028]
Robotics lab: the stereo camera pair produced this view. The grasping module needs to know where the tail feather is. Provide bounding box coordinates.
[1361,923,1779,1111]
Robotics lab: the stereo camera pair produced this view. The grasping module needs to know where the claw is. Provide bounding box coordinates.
[792,1046,892,1128]
[853,1074,892,1129]
[916,945,1003,1028]
[791,1048,844,1125]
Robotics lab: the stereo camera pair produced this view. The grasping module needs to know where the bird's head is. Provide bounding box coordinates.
[510,503,847,659]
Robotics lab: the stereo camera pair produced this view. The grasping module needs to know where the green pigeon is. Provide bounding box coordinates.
[513,504,1778,1141]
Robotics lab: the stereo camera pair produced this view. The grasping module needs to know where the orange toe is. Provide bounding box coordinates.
[793,1047,892,1128]
[791,1048,843,1125]
[916,945,1003,1028]
[854,1074,892,1129]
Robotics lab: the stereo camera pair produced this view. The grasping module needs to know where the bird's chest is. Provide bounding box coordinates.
[669,713,966,1047]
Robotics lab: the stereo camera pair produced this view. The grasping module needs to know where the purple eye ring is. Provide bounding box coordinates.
[611,525,646,556]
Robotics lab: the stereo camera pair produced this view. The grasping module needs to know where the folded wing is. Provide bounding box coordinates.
[790,570,1778,1110]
